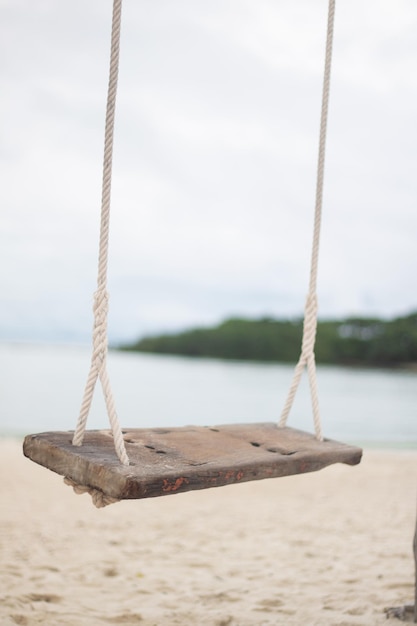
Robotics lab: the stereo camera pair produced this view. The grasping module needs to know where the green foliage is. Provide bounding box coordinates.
[121,312,417,367]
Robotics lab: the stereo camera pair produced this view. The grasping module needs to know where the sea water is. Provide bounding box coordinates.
[0,342,416,447]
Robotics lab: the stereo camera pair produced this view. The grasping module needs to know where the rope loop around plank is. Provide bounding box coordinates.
[64,477,120,508]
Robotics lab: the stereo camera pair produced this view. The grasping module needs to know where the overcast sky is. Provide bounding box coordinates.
[1,0,416,344]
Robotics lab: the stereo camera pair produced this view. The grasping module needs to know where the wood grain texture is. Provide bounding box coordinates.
[23,423,362,500]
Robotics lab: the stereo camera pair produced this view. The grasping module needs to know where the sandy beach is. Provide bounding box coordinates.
[1,438,416,625]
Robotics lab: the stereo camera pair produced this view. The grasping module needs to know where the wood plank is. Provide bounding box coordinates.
[23,424,362,501]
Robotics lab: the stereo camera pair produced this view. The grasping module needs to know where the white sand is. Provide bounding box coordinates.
[1,439,416,625]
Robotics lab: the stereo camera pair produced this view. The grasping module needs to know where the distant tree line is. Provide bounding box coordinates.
[121,312,417,368]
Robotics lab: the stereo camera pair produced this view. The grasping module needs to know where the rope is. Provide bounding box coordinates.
[64,477,120,508]
[279,0,336,440]
[72,0,129,466]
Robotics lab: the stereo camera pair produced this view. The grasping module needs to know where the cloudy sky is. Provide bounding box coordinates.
[1,0,416,344]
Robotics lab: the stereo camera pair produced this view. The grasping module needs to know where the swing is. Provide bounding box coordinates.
[23,0,362,508]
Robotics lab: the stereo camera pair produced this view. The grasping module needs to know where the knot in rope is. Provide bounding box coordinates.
[92,288,109,370]
[301,293,318,361]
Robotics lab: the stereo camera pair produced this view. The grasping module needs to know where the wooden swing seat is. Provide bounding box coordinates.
[23,423,362,501]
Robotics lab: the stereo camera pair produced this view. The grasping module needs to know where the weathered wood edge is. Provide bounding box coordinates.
[23,424,362,501]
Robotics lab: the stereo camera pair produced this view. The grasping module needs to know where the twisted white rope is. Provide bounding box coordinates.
[279,0,336,440]
[64,477,120,508]
[72,0,129,466]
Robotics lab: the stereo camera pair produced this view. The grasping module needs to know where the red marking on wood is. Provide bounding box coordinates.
[162,476,189,492]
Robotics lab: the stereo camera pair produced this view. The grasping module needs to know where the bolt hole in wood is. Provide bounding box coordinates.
[250,440,297,455]
[143,444,166,454]
[267,447,297,455]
